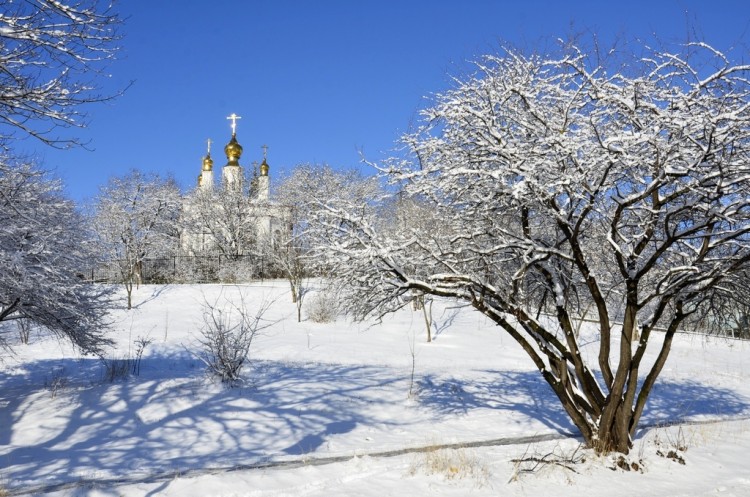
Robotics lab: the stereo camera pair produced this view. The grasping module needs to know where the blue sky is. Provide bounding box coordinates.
[18,1,750,202]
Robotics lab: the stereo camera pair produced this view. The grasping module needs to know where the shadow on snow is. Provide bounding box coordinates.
[0,354,748,489]
[415,369,750,434]
[0,354,405,488]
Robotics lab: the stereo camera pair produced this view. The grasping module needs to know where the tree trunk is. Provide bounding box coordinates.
[290,281,297,303]
[125,279,133,310]
[595,408,633,454]
[421,297,432,342]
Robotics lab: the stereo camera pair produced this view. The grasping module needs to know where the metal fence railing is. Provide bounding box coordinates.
[84,254,278,284]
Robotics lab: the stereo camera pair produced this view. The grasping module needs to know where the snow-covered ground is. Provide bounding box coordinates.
[1,282,750,496]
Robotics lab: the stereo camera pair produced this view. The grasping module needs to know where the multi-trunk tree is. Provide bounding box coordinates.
[308,42,750,454]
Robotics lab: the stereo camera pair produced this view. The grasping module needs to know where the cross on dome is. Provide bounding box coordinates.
[226,113,242,135]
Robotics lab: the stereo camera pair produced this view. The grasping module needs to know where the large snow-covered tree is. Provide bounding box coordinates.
[0,0,123,148]
[0,158,114,353]
[309,42,750,454]
[92,170,181,309]
[0,0,123,354]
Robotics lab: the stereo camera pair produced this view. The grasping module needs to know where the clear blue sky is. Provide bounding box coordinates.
[21,0,750,202]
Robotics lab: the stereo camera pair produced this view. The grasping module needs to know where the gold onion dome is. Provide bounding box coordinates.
[260,158,269,176]
[224,134,243,164]
[202,152,214,171]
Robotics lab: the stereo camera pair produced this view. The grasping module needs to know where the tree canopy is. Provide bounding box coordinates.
[308,41,750,454]
[0,0,123,148]
[0,158,114,353]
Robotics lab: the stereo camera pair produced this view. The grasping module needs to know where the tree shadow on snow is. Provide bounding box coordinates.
[415,370,750,436]
[0,355,403,491]
[1,354,748,492]
[415,370,577,434]
[641,379,750,425]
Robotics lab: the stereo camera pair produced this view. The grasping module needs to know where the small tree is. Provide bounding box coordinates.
[266,165,315,321]
[308,41,750,455]
[271,164,383,321]
[92,170,181,309]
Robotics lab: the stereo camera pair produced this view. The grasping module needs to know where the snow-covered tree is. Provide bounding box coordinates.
[0,0,123,356]
[0,0,123,148]
[183,183,260,260]
[266,164,378,321]
[0,157,114,353]
[277,164,384,319]
[92,170,181,309]
[260,168,305,320]
[309,42,750,454]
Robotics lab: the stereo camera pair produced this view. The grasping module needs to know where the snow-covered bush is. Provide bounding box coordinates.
[217,259,258,284]
[305,289,339,323]
[0,159,115,355]
[194,294,271,385]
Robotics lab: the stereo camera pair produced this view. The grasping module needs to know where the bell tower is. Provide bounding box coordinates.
[222,113,243,192]
[257,144,270,202]
[198,138,214,191]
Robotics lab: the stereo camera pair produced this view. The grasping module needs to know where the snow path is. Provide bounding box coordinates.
[4,431,572,496]
[8,416,750,496]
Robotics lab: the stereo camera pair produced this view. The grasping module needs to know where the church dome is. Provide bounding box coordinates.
[224,134,243,163]
[260,157,269,176]
[202,153,214,171]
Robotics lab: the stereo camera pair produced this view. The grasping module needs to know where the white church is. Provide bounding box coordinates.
[180,113,287,257]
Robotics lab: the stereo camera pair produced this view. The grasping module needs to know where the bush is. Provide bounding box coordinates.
[217,260,258,284]
[305,289,339,323]
[409,446,489,485]
[194,294,271,385]
[101,357,132,383]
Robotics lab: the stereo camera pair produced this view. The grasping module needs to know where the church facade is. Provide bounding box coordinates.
[180,114,286,258]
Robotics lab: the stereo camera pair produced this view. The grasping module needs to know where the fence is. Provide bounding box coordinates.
[85,254,278,284]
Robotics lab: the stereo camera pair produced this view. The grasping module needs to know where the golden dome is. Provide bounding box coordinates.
[224,133,243,164]
[260,158,269,176]
[202,152,214,171]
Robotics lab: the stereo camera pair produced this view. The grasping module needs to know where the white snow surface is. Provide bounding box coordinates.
[1,281,750,496]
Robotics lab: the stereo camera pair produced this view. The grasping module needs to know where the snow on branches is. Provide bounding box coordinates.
[0,157,115,354]
[0,0,123,147]
[309,41,750,454]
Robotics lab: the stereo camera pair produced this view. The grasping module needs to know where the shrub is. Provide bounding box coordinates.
[305,289,339,323]
[194,294,271,385]
[101,357,132,383]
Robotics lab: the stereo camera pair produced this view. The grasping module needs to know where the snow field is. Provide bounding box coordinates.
[1,281,749,496]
